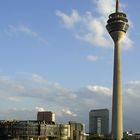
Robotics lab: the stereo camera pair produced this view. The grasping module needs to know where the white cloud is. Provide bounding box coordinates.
[122,35,133,50]
[128,80,140,85]
[56,9,81,28]
[8,96,20,102]
[87,85,112,96]
[32,74,48,83]
[35,107,45,112]
[8,25,37,37]
[87,55,98,62]
[87,17,104,35]
[125,80,140,98]
[0,73,140,131]
[6,25,48,45]
[0,73,111,120]
[0,73,77,106]
[62,109,77,117]
[76,31,111,48]
[56,0,133,49]
[123,81,140,131]
[0,108,36,120]
[94,0,115,17]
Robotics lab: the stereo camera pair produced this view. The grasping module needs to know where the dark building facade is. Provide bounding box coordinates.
[89,109,109,135]
[37,111,55,123]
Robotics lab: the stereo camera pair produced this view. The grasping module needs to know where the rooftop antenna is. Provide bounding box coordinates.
[116,0,120,13]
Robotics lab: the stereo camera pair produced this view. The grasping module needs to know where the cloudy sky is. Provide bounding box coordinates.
[0,0,140,133]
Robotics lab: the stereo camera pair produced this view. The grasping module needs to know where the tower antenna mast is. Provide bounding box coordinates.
[116,0,120,13]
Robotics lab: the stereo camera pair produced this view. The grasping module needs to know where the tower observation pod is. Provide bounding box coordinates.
[106,0,129,140]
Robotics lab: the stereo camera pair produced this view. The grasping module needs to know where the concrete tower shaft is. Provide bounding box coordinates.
[106,0,129,140]
[111,31,124,140]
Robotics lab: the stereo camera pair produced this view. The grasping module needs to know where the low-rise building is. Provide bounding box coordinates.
[0,112,87,140]
[124,132,140,140]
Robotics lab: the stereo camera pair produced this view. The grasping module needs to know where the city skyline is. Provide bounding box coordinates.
[0,0,140,132]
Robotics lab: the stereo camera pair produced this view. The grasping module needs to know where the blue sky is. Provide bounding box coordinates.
[0,0,140,132]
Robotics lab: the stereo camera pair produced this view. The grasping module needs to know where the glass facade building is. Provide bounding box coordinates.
[89,109,109,135]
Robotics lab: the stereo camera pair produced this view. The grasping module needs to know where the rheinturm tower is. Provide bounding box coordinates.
[106,0,129,140]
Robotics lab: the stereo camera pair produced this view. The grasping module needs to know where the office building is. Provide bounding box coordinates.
[37,111,55,123]
[89,109,109,135]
